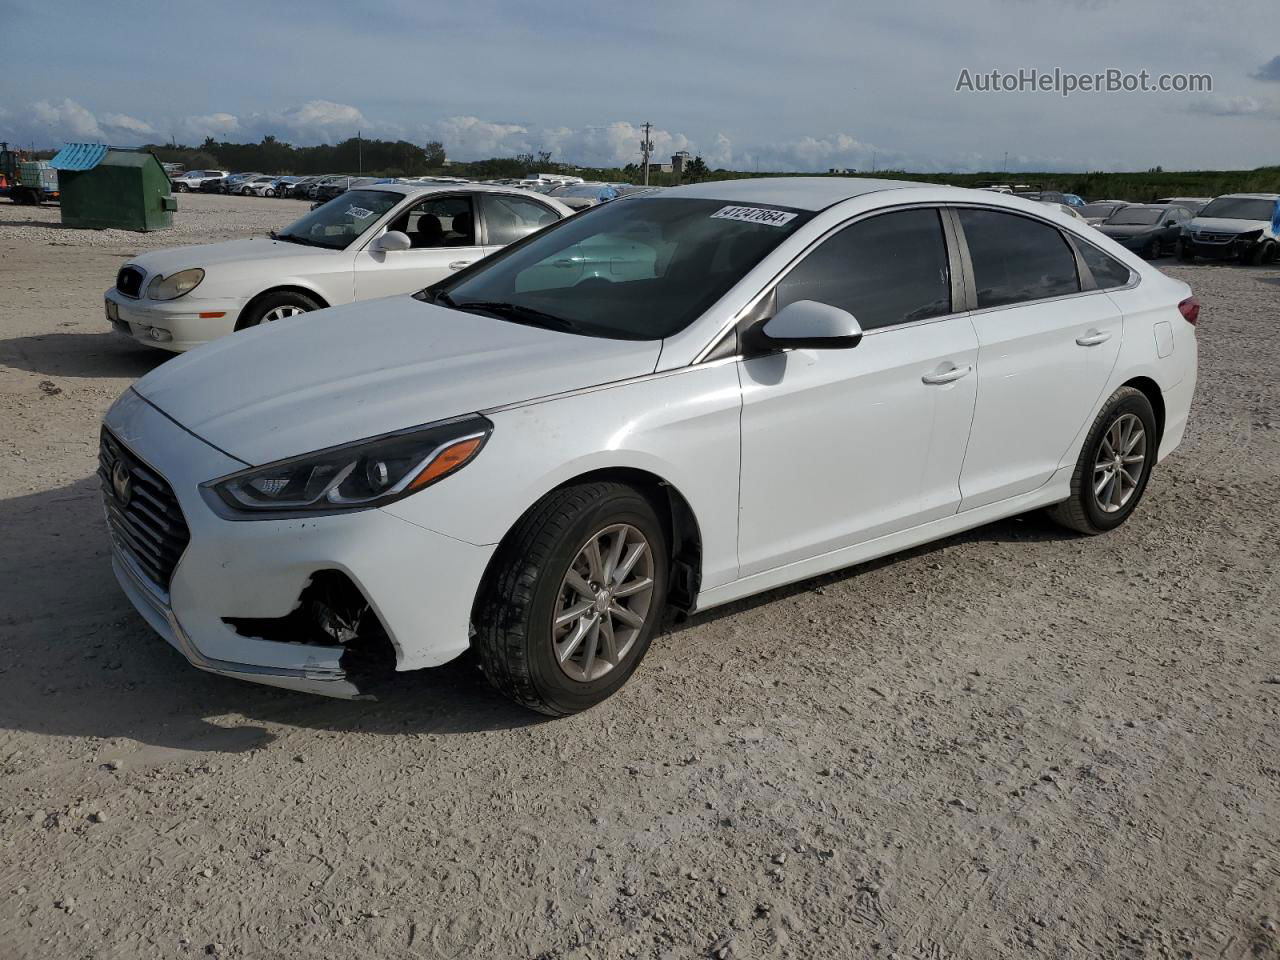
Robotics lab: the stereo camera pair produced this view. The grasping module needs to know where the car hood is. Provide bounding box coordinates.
[1099,224,1159,238]
[1187,216,1270,234]
[126,237,332,278]
[131,295,663,465]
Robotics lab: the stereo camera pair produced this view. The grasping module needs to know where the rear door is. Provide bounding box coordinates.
[954,207,1123,511]
[353,193,485,300]
[736,207,979,576]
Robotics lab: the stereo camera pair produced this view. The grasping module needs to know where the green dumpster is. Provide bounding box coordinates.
[50,143,176,231]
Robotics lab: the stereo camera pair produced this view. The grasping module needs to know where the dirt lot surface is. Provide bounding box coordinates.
[1,194,1278,959]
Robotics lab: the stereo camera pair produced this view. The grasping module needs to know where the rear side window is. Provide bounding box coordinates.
[1076,240,1133,290]
[958,209,1080,308]
[776,208,952,330]
[481,194,561,246]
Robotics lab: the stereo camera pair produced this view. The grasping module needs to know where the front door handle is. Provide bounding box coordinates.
[448,260,474,271]
[921,364,973,385]
[1076,330,1113,347]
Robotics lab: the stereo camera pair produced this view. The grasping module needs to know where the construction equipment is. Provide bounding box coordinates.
[0,142,61,204]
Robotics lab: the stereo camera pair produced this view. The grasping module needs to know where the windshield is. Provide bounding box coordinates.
[1197,197,1277,221]
[427,197,813,340]
[1107,208,1163,225]
[276,190,402,250]
[1080,203,1122,218]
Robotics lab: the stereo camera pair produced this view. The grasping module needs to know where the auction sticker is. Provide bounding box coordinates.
[711,205,797,227]
[346,206,374,219]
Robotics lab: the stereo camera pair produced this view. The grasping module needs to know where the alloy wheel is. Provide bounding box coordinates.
[1093,413,1146,513]
[552,523,655,682]
[262,305,306,323]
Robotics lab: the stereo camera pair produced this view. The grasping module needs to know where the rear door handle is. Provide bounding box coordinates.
[1075,330,1112,346]
[921,364,973,385]
[448,260,474,271]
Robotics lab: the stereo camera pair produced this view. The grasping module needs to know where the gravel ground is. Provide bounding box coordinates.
[1,195,1278,960]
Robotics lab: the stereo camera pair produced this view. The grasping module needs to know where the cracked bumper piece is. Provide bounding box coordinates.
[103,389,496,698]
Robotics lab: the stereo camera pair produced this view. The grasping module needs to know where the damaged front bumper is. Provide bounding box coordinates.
[112,544,366,698]
[102,388,496,700]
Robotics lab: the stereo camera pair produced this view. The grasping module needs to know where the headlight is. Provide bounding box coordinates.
[147,268,205,300]
[205,416,492,516]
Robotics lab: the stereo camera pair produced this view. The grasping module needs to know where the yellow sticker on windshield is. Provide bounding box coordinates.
[711,205,797,227]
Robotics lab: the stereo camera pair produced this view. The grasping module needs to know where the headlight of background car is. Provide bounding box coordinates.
[206,416,492,515]
[147,268,205,301]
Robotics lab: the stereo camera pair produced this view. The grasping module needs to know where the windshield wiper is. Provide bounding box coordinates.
[447,300,578,332]
[273,232,329,248]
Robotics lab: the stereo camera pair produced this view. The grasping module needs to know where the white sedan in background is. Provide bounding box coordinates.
[104,183,572,351]
[101,178,1198,715]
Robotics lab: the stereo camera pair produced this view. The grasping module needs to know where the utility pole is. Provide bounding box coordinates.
[639,122,654,186]
[1003,151,1008,173]
[358,130,363,175]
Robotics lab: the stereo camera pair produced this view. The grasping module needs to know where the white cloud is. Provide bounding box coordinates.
[101,112,156,137]
[30,98,103,141]
[181,112,240,141]
[1186,95,1267,116]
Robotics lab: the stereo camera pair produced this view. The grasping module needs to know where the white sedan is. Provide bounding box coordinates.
[103,183,572,351]
[101,178,1198,714]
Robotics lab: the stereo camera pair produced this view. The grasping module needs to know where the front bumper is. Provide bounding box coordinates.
[1180,234,1262,260]
[103,389,495,697]
[105,288,244,352]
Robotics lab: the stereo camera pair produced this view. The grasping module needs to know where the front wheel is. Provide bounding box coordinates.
[1176,239,1194,262]
[237,290,321,329]
[1046,386,1157,535]
[174,182,188,193]
[473,482,669,715]
[1141,237,1160,260]
[264,188,275,198]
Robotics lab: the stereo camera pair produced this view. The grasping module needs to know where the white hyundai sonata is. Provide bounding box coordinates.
[101,177,1198,714]
[103,183,572,352]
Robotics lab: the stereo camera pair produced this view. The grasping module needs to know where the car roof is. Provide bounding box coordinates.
[359,182,564,199]
[1214,192,1280,200]
[661,176,932,211]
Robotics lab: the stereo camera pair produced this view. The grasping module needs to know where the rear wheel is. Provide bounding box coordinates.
[1046,386,1157,535]
[473,482,669,715]
[237,290,321,329]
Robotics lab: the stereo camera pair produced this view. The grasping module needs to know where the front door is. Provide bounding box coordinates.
[737,208,979,577]
[353,193,486,300]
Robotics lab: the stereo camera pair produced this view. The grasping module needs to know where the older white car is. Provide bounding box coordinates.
[104,183,572,351]
[101,178,1198,714]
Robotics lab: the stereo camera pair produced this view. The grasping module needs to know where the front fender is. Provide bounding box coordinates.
[381,362,744,592]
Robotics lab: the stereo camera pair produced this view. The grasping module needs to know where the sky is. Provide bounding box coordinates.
[1,0,1277,172]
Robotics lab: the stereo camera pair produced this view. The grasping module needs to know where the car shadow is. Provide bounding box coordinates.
[0,476,544,759]
[0,332,170,380]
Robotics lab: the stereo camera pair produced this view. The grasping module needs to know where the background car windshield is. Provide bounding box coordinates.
[1108,208,1162,225]
[1080,203,1120,218]
[1197,198,1276,221]
[278,190,401,249]
[434,197,812,340]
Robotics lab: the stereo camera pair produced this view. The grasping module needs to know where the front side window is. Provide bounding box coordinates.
[275,190,403,250]
[429,197,812,340]
[481,193,561,245]
[387,194,477,249]
[957,208,1080,308]
[775,208,952,330]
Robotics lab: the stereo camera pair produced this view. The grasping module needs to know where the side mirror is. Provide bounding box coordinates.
[375,230,411,253]
[756,300,863,351]
[1165,219,1176,227]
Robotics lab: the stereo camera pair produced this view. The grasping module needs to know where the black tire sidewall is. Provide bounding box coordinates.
[523,493,668,714]
[1079,393,1158,531]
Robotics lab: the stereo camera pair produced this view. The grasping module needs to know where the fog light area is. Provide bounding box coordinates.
[223,570,397,687]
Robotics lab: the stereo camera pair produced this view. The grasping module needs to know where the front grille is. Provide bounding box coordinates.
[1194,231,1236,244]
[99,428,190,590]
[116,265,145,298]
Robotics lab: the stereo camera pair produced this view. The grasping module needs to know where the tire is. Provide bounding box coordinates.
[264,189,275,198]
[1176,239,1194,262]
[236,290,321,329]
[1264,241,1280,265]
[1141,237,1160,260]
[473,481,670,716]
[174,182,188,193]
[1046,386,1158,535]
[1245,243,1269,267]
